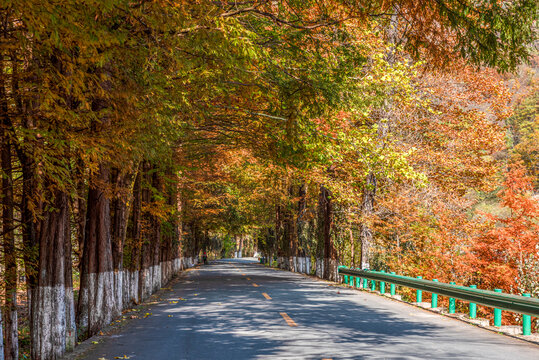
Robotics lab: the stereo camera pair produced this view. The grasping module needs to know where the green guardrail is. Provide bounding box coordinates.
[338,267,538,336]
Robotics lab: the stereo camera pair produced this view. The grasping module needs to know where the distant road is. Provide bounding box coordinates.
[78,258,539,359]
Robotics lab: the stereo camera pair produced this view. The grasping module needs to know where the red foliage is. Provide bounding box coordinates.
[471,162,539,293]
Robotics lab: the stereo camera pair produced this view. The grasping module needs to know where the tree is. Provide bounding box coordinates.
[472,162,539,294]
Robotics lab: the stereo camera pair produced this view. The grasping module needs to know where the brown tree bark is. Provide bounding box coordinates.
[64,221,76,352]
[297,182,306,245]
[285,185,298,271]
[1,59,18,360]
[111,168,131,314]
[12,64,39,353]
[31,190,72,359]
[128,171,142,304]
[275,204,287,269]
[74,159,87,265]
[319,185,336,280]
[150,168,163,293]
[175,178,183,270]
[77,64,118,336]
[0,309,4,360]
[79,164,117,337]
[139,162,152,300]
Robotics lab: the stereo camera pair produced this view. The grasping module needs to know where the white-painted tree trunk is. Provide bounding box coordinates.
[77,284,88,329]
[129,270,139,305]
[4,299,18,360]
[87,271,116,336]
[32,286,67,360]
[113,271,123,318]
[65,286,76,352]
[329,259,338,282]
[316,259,324,278]
[31,191,73,360]
[151,264,161,293]
[120,270,128,309]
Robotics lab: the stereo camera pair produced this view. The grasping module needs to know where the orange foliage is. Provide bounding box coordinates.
[471,162,539,294]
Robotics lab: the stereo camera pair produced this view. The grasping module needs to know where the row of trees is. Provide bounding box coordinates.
[0,1,537,359]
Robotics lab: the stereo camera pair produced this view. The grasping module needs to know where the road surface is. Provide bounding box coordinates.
[78,258,539,359]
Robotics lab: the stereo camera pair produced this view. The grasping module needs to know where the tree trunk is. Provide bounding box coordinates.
[1,89,18,360]
[74,159,87,266]
[128,171,142,304]
[286,185,298,272]
[238,235,243,258]
[150,168,162,293]
[15,75,39,337]
[319,185,336,280]
[0,309,4,360]
[111,169,131,314]
[297,182,306,255]
[31,190,71,360]
[139,162,152,300]
[360,172,376,269]
[64,220,76,352]
[175,179,183,271]
[79,164,116,337]
[1,131,19,360]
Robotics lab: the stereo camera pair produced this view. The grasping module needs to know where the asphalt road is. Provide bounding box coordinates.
[79,258,539,360]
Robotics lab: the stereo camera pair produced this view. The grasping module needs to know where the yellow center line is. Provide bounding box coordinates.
[252,283,259,287]
[262,292,271,300]
[280,312,298,327]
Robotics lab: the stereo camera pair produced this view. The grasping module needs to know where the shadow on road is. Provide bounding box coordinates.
[79,260,539,360]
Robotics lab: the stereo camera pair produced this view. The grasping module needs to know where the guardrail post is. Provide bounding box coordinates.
[469,285,477,318]
[522,293,531,335]
[338,266,346,284]
[335,269,539,323]
[390,272,396,296]
[431,279,438,308]
[494,289,502,327]
[449,282,456,314]
[356,276,361,288]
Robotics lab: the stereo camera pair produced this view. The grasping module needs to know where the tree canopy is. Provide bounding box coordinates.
[0,1,538,359]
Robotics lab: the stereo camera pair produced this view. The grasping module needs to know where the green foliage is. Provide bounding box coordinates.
[507,81,539,188]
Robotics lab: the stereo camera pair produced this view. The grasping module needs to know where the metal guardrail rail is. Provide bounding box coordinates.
[338,267,539,318]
